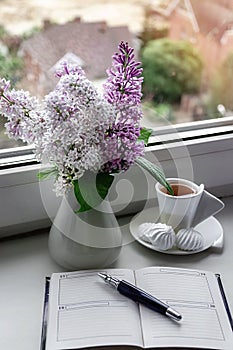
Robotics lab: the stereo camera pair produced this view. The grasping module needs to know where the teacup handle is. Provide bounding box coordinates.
[191,190,225,227]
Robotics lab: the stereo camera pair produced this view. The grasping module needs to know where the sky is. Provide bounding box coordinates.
[0,0,150,35]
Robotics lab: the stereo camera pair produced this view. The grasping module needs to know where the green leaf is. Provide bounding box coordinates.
[96,172,115,200]
[37,167,58,180]
[73,172,114,212]
[135,156,174,196]
[73,180,92,212]
[137,127,153,145]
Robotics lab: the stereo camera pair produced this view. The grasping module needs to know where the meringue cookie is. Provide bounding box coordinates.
[138,222,176,250]
[176,227,204,251]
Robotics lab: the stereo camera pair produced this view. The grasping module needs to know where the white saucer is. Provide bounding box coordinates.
[129,207,224,255]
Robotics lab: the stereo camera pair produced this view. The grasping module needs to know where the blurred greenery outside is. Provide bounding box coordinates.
[207,52,233,117]
[0,26,43,148]
[0,25,24,148]
[142,39,203,102]
[0,19,233,148]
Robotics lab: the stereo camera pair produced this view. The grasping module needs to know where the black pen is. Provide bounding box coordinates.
[98,273,182,321]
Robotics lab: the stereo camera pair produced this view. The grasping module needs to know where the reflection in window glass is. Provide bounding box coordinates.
[0,0,233,150]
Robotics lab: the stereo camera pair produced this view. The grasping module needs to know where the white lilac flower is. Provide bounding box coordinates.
[0,83,42,143]
[0,42,146,197]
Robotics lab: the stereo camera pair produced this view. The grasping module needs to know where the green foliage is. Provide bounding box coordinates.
[135,156,174,196]
[37,167,58,180]
[141,25,168,45]
[0,25,8,38]
[137,127,152,145]
[208,52,233,116]
[0,24,23,85]
[73,172,114,212]
[153,103,175,122]
[21,26,41,40]
[0,53,23,85]
[141,38,203,103]
[142,101,176,124]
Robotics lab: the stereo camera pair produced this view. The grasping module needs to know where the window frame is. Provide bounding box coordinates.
[0,116,233,238]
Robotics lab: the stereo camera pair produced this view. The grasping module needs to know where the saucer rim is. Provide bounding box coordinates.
[129,207,223,255]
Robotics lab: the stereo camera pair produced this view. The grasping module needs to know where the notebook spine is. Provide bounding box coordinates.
[40,277,51,350]
[216,273,233,331]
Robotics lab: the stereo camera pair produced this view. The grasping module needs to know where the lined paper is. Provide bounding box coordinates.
[45,267,233,350]
[45,269,143,350]
[135,267,233,349]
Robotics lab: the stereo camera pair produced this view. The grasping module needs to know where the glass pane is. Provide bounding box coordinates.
[140,0,233,129]
[0,0,232,151]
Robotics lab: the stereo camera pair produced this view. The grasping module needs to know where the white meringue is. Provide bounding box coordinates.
[138,222,176,250]
[176,228,204,251]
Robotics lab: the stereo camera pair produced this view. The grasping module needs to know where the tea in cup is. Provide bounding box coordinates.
[155,178,224,232]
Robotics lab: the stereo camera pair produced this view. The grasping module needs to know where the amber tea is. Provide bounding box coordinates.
[161,183,196,196]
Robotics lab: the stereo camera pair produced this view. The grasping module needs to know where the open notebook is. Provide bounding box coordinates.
[41,266,233,350]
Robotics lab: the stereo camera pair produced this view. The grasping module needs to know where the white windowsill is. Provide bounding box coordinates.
[0,196,233,350]
[0,123,233,238]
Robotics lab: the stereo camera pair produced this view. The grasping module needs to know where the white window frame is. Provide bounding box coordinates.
[0,116,233,238]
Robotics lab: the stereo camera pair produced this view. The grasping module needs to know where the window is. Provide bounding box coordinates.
[1,0,233,141]
[0,0,233,237]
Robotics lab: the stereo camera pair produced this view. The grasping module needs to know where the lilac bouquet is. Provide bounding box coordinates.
[0,41,173,211]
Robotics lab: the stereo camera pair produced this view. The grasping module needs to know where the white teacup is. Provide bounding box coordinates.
[155,178,225,232]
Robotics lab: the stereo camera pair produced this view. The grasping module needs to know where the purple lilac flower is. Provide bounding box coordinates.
[55,61,85,78]
[104,41,143,106]
[101,122,144,172]
[102,41,145,173]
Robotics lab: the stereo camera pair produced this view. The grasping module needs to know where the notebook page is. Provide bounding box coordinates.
[45,269,143,350]
[135,267,233,350]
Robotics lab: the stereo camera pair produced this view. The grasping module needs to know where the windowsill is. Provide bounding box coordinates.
[0,196,233,349]
[1,120,233,237]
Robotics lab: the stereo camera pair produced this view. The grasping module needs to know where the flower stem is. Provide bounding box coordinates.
[135,156,174,196]
[1,93,14,105]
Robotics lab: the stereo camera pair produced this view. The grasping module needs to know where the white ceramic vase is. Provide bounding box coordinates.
[48,191,122,270]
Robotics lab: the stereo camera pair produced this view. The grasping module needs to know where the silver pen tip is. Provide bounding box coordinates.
[97,272,107,280]
[166,307,182,321]
[97,273,119,287]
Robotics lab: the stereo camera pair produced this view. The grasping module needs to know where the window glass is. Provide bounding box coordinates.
[0,0,233,151]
